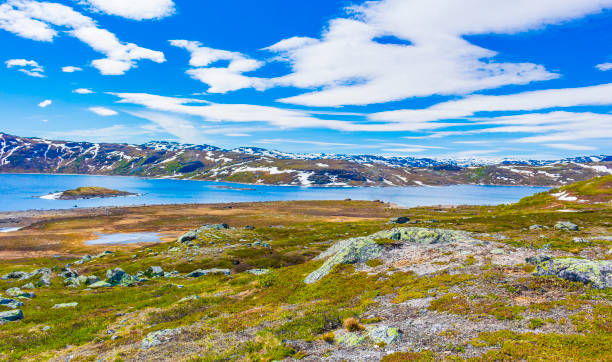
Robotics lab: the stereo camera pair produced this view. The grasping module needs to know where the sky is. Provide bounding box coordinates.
[1,0,612,159]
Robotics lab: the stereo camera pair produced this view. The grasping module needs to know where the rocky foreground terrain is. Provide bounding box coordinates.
[0,176,611,360]
[2,132,612,187]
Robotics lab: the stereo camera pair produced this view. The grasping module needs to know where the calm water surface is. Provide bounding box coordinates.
[0,174,549,212]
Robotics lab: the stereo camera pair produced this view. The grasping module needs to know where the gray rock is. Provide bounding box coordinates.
[490,248,505,255]
[106,268,134,286]
[145,266,164,278]
[89,281,112,288]
[178,230,197,243]
[1,271,29,280]
[305,227,476,284]
[535,258,612,289]
[367,325,402,345]
[5,287,35,298]
[0,297,24,309]
[52,302,78,309]
[526,255,551,265]
[334,332,365,346]
[77,275,100,286]
[0,309,23,323]
[389,216,410,224]
[246,269,270,275]
[554,221,579,231]
[21,282,35,290]
[60,267,78,279]
[141,328,181,349]
[186,268,231,277]
[529,224,547,230]
[197,223,229,232]
[244,225,256,230]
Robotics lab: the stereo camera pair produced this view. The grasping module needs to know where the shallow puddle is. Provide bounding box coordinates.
[85,232,162,245]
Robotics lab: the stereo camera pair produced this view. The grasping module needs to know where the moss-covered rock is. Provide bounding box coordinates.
[0,309,23,323]
[535,258,612,289]
[368,325,402,345]
[305,227,476,284]
[334,332,365,346]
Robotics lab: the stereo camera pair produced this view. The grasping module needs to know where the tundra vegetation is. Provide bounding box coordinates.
[0,176,611,361]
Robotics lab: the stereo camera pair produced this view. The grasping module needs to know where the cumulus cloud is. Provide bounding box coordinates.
[62,66,82,72]
[0,0,165,75]
[89,106,118,116]
[73,88,93,94]
[170,40,267,93]
[5,58,44,77]
[38,99,51,107]
[172,0,612,107]
[596,62,612,71]
[83,0,175,20]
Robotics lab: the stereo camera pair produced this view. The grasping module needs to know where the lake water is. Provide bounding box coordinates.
[85,232,162,245]
[0,174,549,212]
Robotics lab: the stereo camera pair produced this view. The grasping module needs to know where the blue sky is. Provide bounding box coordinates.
[1,0,612,159]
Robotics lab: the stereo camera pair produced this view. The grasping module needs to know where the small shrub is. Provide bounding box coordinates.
[528,318,545,329]
[343,317,364,332]
[321,332,335,344]
[366,259,384,268]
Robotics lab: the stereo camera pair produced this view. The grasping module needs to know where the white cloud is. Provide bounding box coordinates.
[373,82,612,125]
[5,58,44,77]
[83,0,175,20]
[207,0,612,106]
[170,40,267,93]
[38,99,51,108]
[110,92,451,132]
[73,88,93,94]
[545,144,596,151]
[596,62,612,71]
[0,0,165,75]
[89,106,118,116]
[62,66,82,72]
[225,133,250,137]
[127,111,207,144]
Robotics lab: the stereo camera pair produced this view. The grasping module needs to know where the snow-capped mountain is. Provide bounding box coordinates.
[1,132,610,187]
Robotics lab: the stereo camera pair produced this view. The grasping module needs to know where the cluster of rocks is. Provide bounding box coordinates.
[388,217,438,225]
[178,223,230,244]
[1,268,51,288]
[0,287,36,324]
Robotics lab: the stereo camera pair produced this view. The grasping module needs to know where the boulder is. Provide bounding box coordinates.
[0,297,24,309]
[177,230,197,243]
[526,255,551,265]
[0,309,23,323]
[535,258,612,289]
[198,223,229,231]
[52,302,78,309]
[305,227,475,284]
[529,224,547,230]
[334,332,365,346]
[244,225,256,230]
[554,221,579,231]
[389,216,410,224]
[77,275,100,286]
[1,271,29,280]
[368,325,402,345]
[186,268,231,278]
[106,268,134,286]
[60,267,78,279]
[145,266,164,278]
[89,281,112,289]
[246,269,270,275]
[141,328,181,349]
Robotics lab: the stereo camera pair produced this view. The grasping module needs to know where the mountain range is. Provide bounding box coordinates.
[1,132,611,187]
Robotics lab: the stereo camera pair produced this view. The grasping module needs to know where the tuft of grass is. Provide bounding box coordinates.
[343,317,364,332]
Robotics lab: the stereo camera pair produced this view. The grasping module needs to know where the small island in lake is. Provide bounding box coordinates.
[41,187,137,200]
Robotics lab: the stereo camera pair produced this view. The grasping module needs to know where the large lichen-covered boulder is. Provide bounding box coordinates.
[368,325,402,345]
[106,268,135,286]
[0,297,24,309]
[535,258,612,289]
[304,227,476,284]
[145,266,164,278]
[0,309,23,323]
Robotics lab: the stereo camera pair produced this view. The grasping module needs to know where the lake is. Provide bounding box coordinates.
[0,173,549,212]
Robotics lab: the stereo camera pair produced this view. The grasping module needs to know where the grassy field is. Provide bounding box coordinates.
[0,177,611,361]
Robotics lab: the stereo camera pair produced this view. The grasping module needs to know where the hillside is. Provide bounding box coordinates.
[0,177,610,360]
[1,132,611,187]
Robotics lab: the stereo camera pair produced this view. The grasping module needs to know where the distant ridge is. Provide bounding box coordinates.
[1,132,611,187]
